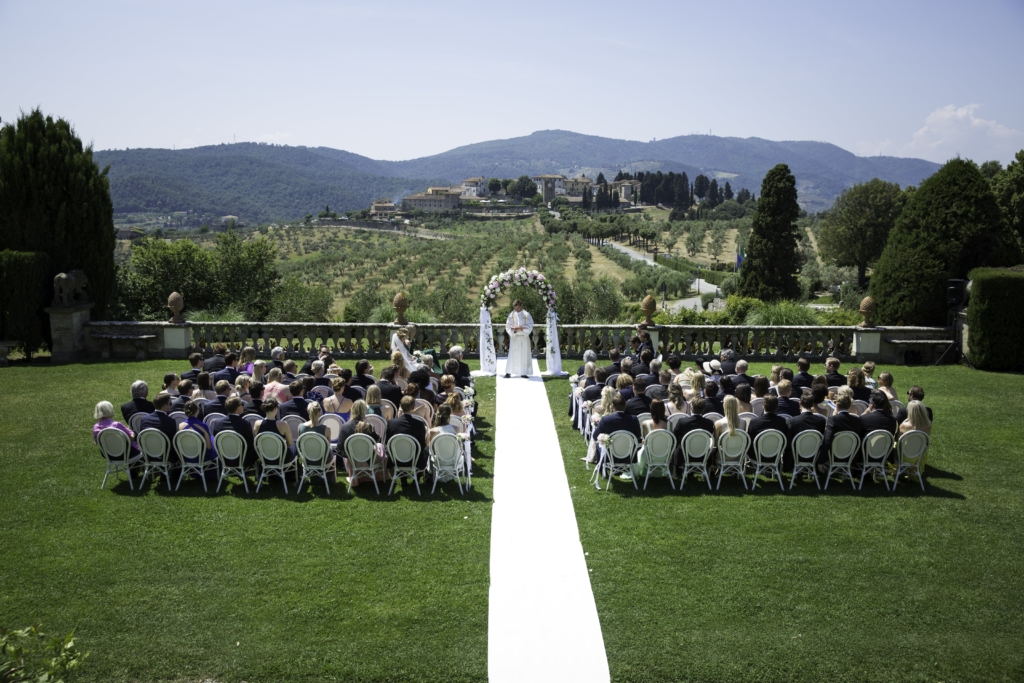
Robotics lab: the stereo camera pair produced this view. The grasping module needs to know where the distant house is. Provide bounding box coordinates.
[212,215,245,232]
[563,175,592,197]
[401,187,463,212]
[370,199,397,220]
[532,174,566,202]
[462,177,488,197]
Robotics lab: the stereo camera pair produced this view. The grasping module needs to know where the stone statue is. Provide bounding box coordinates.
[858,295,877,328]
[393,291,409,325]
[641,294,657,326]
[168,292,185,323]
[52,270,89,307]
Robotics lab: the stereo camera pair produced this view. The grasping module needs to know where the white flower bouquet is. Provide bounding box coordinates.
[464,387,475,397]
[456,433,470,443]
[581,401,592,412]
[597,434,609,446]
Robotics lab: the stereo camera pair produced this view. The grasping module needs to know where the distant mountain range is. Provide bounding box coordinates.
[94,130,942,222]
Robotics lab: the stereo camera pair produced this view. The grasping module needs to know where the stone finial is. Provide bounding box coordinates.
[52,270,89,307]
[168,291,185,323]
[393,291,409,325]
[641,294,657,326]
[858,295,877,328]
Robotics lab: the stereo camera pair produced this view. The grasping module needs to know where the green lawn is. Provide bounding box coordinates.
[546,363,1024,682]
[0,358,495,683]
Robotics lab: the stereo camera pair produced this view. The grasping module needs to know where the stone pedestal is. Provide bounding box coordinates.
[853,330,881,358]
[45,303,94,364]
[163,324,192,359]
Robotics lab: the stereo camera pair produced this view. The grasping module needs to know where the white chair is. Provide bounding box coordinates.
[380,399,397,420]
[716,430,751,490]
[453,387,467,400]
[428,433,465,494]
[318,413,346,445]
[597,430,639,490]
[205,414,228,431]
[137,428,173,491]
[448,415,466,433]
[414,398,434,421]
[168,411,187,426]
[281,415,304,441]
[790,430,824,490]
[394,377,408,390]
[889,399,906,414]
[409,413,430,430]
[667,413,689,431]
[254,431,298,493]
[750,429,787,491]
[893,430,930,492]
[344,433,382,495]
[679,430,714,490]
[297,431,336,494]
[308,385,332,400]
[823,431,860,489]
[214,430,250,493]
[128,412,146,435]
[738,412,758,430]
[639,429,676,490]
[97,427,142,490]
[387,433,422,496]
[704,412,724,423]
[851,400,869,416]
[173,429,216,492]
[429,377,440,392]
[750,397,765,416]
[636,412,652,427]
[365,414,387,442]
[242,413,261,427]
[860,429,895,490]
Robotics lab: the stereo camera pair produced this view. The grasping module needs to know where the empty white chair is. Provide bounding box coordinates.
[428,433,465,495]
[345,433,383,495]
[387,433,422,496]
[97,427,142,490]
[824,431,860,490]
[365,414,387,442]
[639,429,676,490]
[750,397,765,416]
[318,413,346,444]
[297,431,336,494]
[599,430,639,490]
[893,430,930,492]
[851,400,869,416]
[704,412,724,423]
[716,430,751,490]
[790,430,824,490]
[137,428,173,490]
[254,431,298,493]
[380,399,397,420]
[281,415,304,441]
[214,430,250,493]
[168,411,187,426]
[860,429,895,490]
[128,412,146,435]
[679,430,714,490]
[750,429,787,491]
[173,429,216,492]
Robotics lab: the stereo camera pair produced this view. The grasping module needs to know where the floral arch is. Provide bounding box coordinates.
[477,267,564,376]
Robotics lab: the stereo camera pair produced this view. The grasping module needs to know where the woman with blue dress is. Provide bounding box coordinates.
[322,377,353,422]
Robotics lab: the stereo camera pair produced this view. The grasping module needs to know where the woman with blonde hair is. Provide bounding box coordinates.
[251,359,267,384]
[364,384,383,416]
[714,395,745,445]
[446,392,467,418]
[299,401,333,442]
[769,365,783,387]
[391,350,410,380]
[899,400,932,437]
[234,374,252,404]
[595,385,616,419]
[582,362,597,387]
[877,371,897,401]
[666,382,689,415]
[263,367,291,404]
[684,372,705,401]
[239,346,257,376]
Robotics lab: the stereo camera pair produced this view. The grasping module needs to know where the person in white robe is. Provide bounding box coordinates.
[504,300,534,377]
[390,327,423,372]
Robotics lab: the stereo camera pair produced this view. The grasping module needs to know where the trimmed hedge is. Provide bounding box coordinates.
[0,250,51,355]
[967,267,1024,371]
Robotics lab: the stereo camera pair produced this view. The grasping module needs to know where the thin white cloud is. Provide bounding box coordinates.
[903,104,1023,164]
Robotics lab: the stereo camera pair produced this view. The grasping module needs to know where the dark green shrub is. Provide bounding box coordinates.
[871,159,1022,325]
[724,295,761,323]
[966,267,1024,370]
[839,283,865,310]
[738,164,802,301]
[0,250,51,355]
[700,292,718,310]
[744,301,819,326]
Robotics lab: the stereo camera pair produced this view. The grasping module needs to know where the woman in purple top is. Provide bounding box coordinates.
[240,346,257,376]
[92,401,139,454]
[178,400,218,461]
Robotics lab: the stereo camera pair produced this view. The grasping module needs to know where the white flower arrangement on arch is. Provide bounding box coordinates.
[479,267,556,310]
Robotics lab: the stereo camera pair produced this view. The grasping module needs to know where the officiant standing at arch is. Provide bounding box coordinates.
[504,300,533,378]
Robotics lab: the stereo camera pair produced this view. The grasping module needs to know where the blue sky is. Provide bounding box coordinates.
[2,0,1023,164]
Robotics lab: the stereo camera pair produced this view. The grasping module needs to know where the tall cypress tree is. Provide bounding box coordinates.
[0,109,116,316]
[724,181,733,200]
[707,179,720,208]
[737,164,802,301]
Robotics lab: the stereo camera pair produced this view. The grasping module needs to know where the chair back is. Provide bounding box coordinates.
[642,429,676,467]
[318,413,346,442]
[394,377,408,389]
[345,433,378,467]
[636,412,652,426]
[896,430,930,465]
[309,385,332,400]
[254,431,287,465]
[137,428,171,464]
[409,413,430,430]
[791,430,824,464]
[453,387,467,400]
[98,427,132,462]
[606,430,638,461]
[718,430,751,465]
[448,415,465,433]
[429,432,462,462]
[429,377,440,392]
[851,400,869,416]
[667,413,689,430]
[297,431,331,466]
[739,412,757,429]
[173,429,207,463]
[242,413,261,427]
[380,399,397,420]
[386,433,420,467]
[168,411,187,426]
[415,398,435,419]
[323,373,336,380]
[889,399,906,414]
[605,373,619,387]
[128,412,146,434]
[862,429,895,465]
[704,412,724,423]
[214,430,247,465]
[750,397,764,416]
[205,414,227,431]
[281,415,304,441]
[830,431,860,464]
[365,414,387,441]
[753,429,787,465]
[682,430,714,463]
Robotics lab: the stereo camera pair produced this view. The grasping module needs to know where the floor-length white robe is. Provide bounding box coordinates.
[505,310,534,376]
[391,333,423,372]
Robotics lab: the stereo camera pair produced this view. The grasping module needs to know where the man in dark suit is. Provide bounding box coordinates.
[624,377,653,416]
[592,394,642,466]
[671,397,716,474]
[338,368,365,401]
[769,368,795,397]
[894,386,933,424]
[824,357,846,387]
[703,381,723,415]
[244,384,265,417]
[213,353,240,385]
[385,396,430,472]
[447,346,473,385]
[270,346,285,370]
[788,391,828,442]
[121,380,155,422]
[201,381,233,419]
[645,369,671,401]
[792,357,815,391]
[774,380,800,418]
[733,360,755,390]
[213,397,257,467]
[278,381,310,420]
[719,376,736,397]
[282,360,298,382]
[138,393,179,460]
[169,380,193,413]
[638,358,661,391]
[376,365,405,407]
[203,343,228,373]
[603,350,622,377]
[181,353,205,382]
[746,395,790,457]
[719,350,738,376]
[630,349,653,378]
[618,375,635,401]
[821,394,865,458]
[861,391,899,435]
[583,368,607,403]
[626,336,642,364]
[351,359,376,389]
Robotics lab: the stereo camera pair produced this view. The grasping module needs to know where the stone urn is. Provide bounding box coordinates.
[167,291,185,323]
[858,295,877,328]
[393,292,409,325]
[641,295,657,326]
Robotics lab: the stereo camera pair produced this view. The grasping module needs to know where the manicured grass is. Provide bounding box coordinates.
[0,358,495,683]
[547,363,1024,682]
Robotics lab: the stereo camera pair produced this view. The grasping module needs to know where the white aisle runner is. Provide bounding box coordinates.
[488,359,610,682]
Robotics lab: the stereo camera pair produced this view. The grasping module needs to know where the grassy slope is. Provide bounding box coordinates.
[545,362,1024,683]
[0,359,495,683]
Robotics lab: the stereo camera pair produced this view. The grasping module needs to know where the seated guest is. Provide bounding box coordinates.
[788,391,828,442]
[616,373,635,401]
[896,386,933,425]
[364,385,383,416]
[203,343,228,373]
[824,357,846,387]
[734,383,754,414]
[752,376,770,401]
[301,376,320,403]
[194,372,216,401]
[624,377,652,416]
[577,349,598,376]
[93,400,138,454]
[447,346,472,384]
[282,359,298,381]
[270,346,286,370]
[719,375,736,397]
[639,359,662,390]
[254,398,295,459]
[162,373,180,396]
[251,359,267,385]
[213,353,240,385]
[139,393,180,457]
[861,361,877,389]
[626,336,642,362]
[170,380,194,413]
[407,368,437,404]
[444,358,469,389]
[581,362,597,388]
[339,368,366,401]
[646,370,672,401]
[820,393,864,458]
[310,360,331,387]
[391,351,410,380]
[178,400,218,461]
[421,354,440,380]
[684,373,705,402]
[702,358,723,376]
[385,395,430,475]
[774,380,799,418]
[719,349,738,375]
[376,365,404,407]
[323,377,354,421]
[733,360,755,389]
[351,359,376,389]
[703,381,723,415]
[792,357,814,391]
[181,352,204,381]
[300,345,333,376]
[212,396,256,466]
[446,393,467,419]
[335,400,369,452]
[847,369,872,403]
[278,381,311,420]
[811,379,831,416]
[714,396,746,446]
[769,365,783,388]
[263,367,292,405]
[299,401,333,443]
[403,384,432,420]
[238,346,257,377]
[666,354,683,378]
[640,399,668,438]
[899,400,932,437]
[769,368,794,396]
[583,368,608,403]
[245,383,266,417]
[120,380,155,422]
[427,404,458,445]
[234,374,252,405]
[877,371,897,402]
[861,390,898,435]
[620,357,634,379]
[631,349,653,378]
[437,375,457,403]
[592,393,642,446]
[746,395,789,456]
[671,397,716,472]
[201,380,233,418]
[665,382,689,416]
[603,349,622,376]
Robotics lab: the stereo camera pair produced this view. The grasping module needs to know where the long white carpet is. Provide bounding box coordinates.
[488,359,610,682]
